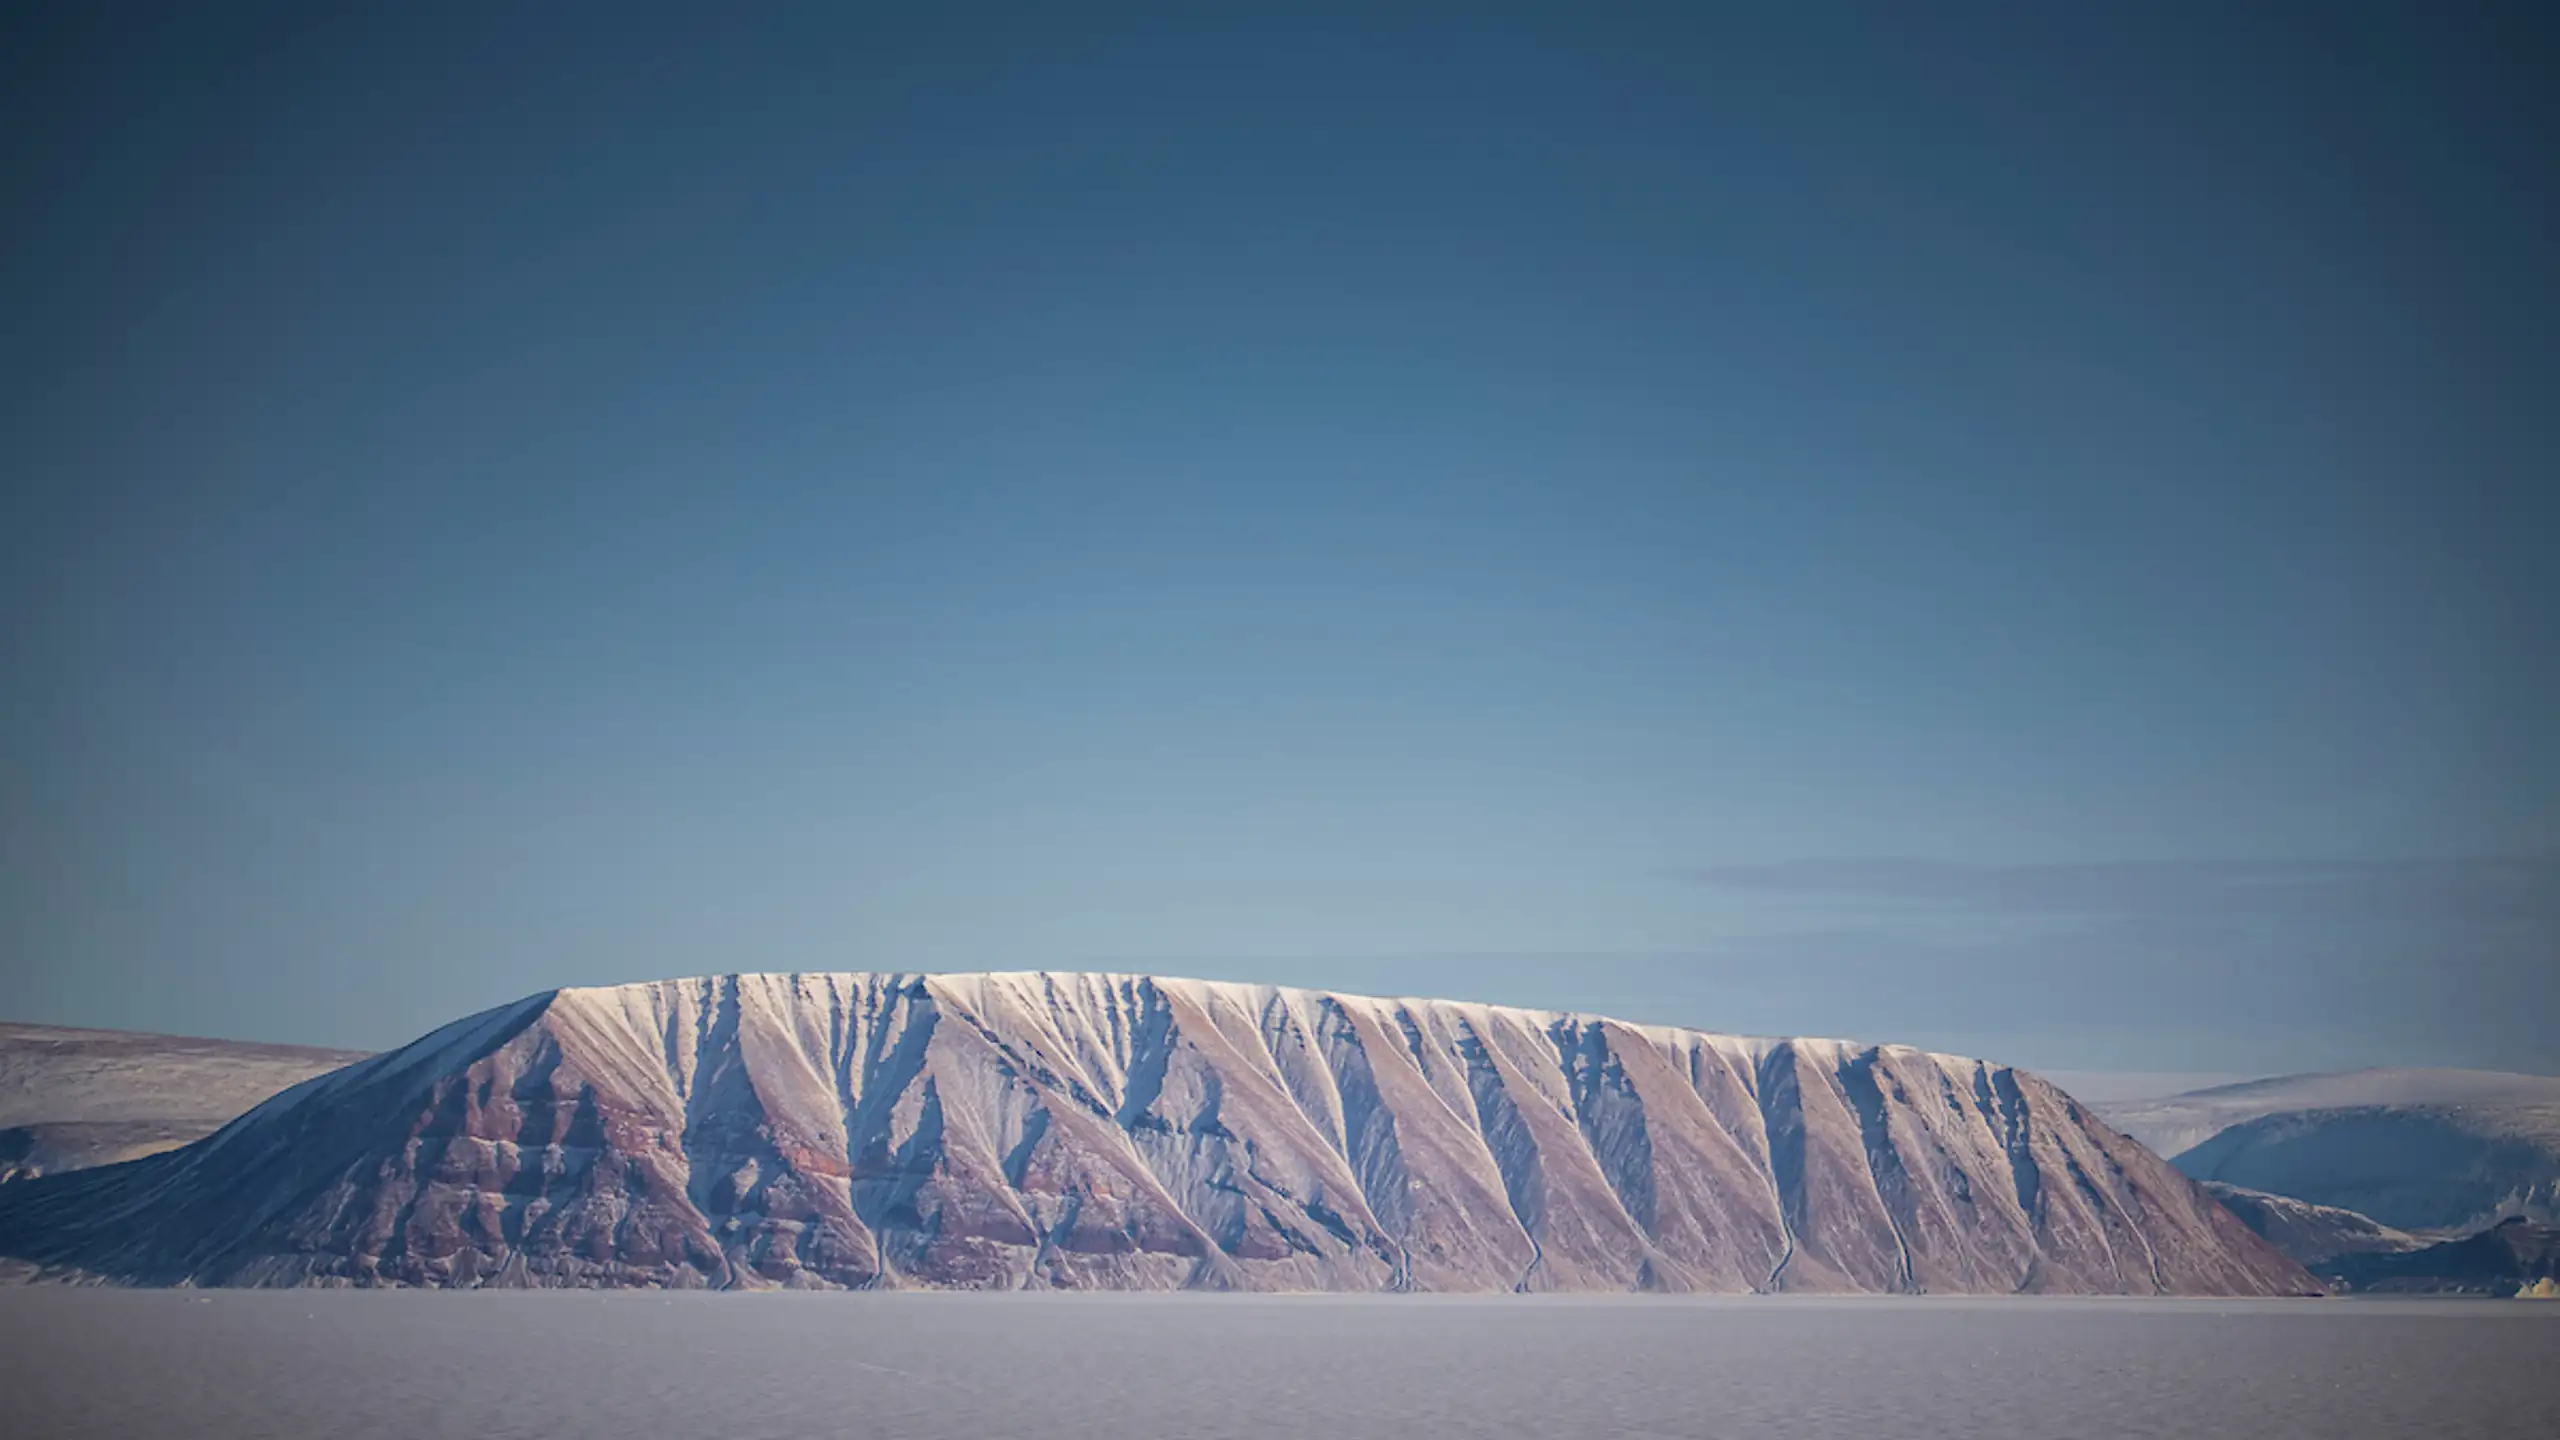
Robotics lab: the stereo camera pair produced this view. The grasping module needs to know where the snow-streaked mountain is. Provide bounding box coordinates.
[0,1023,373,1183]
[2094,1069,2560,1232]
[0,974,2310,1294]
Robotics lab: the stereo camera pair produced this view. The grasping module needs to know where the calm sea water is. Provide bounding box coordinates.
[1,1290,2550,1439]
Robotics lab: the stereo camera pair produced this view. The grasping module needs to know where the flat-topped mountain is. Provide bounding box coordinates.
[0,973,2310,1294]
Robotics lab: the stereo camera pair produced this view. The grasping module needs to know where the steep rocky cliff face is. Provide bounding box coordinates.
[0,974,2311,1294]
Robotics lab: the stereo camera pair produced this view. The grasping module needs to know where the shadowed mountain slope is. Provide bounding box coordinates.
[2323,1218,2560,1296]
[0,1024,373,1183]
[0,974,2310,1294]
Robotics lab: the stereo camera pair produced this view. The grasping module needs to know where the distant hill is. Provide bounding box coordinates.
[2093,1069,2560,1233]
[0,973,2311,1294]
[0,1023,371,1182]
[2199,1182,2421,1266]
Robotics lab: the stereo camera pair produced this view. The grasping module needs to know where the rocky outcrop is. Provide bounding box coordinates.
[0,974,2312,1294]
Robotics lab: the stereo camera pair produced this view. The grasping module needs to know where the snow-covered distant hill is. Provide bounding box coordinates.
[2096,1069,2560,1159]
[2094,1069,2560,1233]
[0,1023,372,1182]
[2199,1182,2422,1266]
[0,974,2309,1294]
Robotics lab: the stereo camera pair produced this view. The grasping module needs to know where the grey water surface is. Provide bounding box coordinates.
[2,1290,2550,1439]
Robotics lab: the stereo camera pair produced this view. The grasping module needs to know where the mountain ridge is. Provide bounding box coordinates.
[0,972,2312,1295]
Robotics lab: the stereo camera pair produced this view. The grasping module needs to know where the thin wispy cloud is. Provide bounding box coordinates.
[1675,855,2560,927]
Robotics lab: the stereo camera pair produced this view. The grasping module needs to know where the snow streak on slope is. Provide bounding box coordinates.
[0,975,2310,1295]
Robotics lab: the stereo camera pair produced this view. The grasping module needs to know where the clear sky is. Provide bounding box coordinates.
[4,3,2553,1075]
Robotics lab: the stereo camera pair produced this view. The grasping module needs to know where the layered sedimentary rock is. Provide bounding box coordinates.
[0,974,2311,1294]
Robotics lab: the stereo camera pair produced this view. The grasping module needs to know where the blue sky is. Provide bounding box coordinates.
[4,3,2553,1073]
